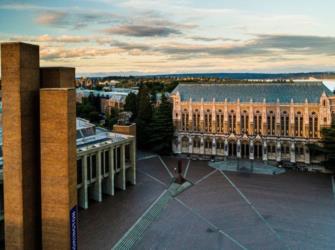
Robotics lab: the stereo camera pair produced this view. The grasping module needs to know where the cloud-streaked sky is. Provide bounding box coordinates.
[1,0,335,76]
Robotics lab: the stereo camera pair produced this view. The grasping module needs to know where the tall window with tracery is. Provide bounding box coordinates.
[281,111,289,136]
[295,112,303,137]
[193,110,200,132]
[204,109,212,133]
[228,110,236,133]
[267,111,275,136]
[181,109,189,131]
[309,112,318,138]
[254,111,262,135]
[241,110,249,134]
[216,110,224,133]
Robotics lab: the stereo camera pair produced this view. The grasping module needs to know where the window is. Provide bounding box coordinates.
[241,111,249,134]
[193,137,201,148]
[294,112,303,137]
[228,110,236,133]
[205,138,212,149]
[193,110,200,132]
[281,111,289,136]
[182,137,188,148]
[204,110,212,133]
[309,112,318,138]
[281,143,290,154]
[267,111,275,136]
[254,111,262,135]
[216,110,224,133]
[181,109,189,131]
[217,139,224,149]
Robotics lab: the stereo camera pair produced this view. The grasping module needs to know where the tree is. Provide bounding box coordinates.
[124,92,137,120]
[136,87,153,149]
[105,108,119,130]
[149,94,174,154]
[309,124,335,172]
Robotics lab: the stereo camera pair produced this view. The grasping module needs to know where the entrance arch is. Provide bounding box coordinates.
[254,141,263,159]
[241,141,249,159]
[228,140,237,157]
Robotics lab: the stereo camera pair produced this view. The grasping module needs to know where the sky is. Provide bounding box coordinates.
[1,0,335,76]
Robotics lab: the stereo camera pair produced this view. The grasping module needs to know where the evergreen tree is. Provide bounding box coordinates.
[136,87,153,149]
[309,124,335,172]
[124,92,137,120]
[149,94,174,154]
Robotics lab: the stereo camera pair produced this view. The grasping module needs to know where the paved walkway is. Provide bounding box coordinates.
[79,155,335,250]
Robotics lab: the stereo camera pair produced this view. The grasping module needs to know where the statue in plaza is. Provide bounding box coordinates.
[174,159,186,184]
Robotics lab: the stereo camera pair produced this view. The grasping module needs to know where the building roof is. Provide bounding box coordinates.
[171,82,334,104]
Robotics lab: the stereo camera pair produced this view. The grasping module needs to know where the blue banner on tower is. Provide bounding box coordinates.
[70,205,78,250]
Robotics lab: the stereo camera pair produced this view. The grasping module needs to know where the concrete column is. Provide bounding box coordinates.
[115,146,126,190]
[126,140,136,185]
[90,152,102,202]
[102,147,115,196]
[79,155,88,209]
[276,141,282,162]
[263,141,268,161]
[237,139,241,158]
[290,142,296,163]
[2,42,41,250]
[249,140,254,160]
[40,88,77,250]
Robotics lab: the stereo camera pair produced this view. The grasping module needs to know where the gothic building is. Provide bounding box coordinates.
[171,82,335,166]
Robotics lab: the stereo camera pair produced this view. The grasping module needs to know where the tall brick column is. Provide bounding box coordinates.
[40,88,77,250]
[1,42,41,249]
[40,67,75,88]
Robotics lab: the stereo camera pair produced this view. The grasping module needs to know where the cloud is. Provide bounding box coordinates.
[36,11,67,25]
[40,47,121,60]
[105,24,182,37]
[36,11,121,29]
[109,34,335,58]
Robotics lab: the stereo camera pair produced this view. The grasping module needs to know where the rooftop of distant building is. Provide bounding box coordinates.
[172,81,334,103]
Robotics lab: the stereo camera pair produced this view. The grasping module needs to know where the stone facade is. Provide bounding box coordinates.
[171,83,335,167]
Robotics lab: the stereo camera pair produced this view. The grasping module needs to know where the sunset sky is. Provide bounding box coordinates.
[1,0,335,76]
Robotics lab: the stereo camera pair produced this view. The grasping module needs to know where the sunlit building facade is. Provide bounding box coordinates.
[171,82,335,166]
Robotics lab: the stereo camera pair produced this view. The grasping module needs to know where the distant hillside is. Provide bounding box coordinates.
[143,72,335,80]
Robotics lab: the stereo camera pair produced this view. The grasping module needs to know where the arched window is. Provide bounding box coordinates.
[181,137,189,148]
[216,109,224,133]
[204,109,212,133]
[254,111,262,135]
[267,111,275,136]
[309,112,318,138]
[228,110,236,133]
[216,139,224,149]
[204,138,212,149]
[193,137,201,148]
[281,111,289,136]
[267,142,276,154]
[294,112,303,137]
[193,109,200,132]
[181,109,189,131]
[241,110,249,134]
